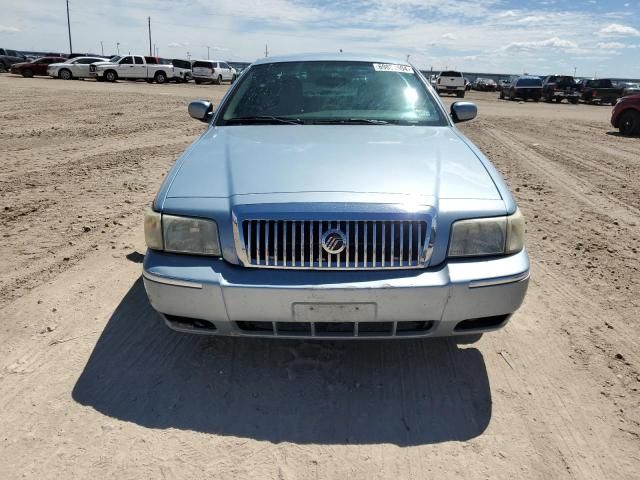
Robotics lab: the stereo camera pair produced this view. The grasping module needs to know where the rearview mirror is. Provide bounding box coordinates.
[451,102,477,123]
[188,100,214,122]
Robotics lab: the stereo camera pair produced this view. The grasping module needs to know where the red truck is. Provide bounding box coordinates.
[611,95,640,136]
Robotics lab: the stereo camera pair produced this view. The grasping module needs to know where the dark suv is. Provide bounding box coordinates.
[500,76,543,101]
[542,75,580,104]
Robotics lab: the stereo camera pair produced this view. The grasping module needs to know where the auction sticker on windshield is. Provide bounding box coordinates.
[373,63,413,73]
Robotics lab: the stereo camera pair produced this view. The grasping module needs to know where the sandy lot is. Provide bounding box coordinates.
[0,76,638,479]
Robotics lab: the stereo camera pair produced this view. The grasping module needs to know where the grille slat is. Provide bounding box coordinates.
[240,218,430,270]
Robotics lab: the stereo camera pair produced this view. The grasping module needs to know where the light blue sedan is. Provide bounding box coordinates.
[142,53,529,339]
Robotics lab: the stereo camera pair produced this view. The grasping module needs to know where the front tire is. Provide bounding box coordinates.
[619,111,640,136]
[22,69,33,78]
[456,91,465,98]
[59,69,72,80]
[216,74,222,85]
[500,90,504,99]
[194,78,202,84]
[104,70,117,82]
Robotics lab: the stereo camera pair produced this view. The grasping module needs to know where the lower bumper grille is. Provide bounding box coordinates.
[236,320,434,337]
[238,218,431,270]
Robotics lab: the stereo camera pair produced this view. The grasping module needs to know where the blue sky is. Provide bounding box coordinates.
[1,0,639,77]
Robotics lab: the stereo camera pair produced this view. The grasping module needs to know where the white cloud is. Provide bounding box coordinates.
[441,33,457,40]
[599,23,640,37]
[596,42,625,50]
[504,37,578,51]
[0,25,20,33]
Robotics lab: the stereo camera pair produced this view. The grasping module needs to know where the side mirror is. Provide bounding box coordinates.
[188,100,214,122]
[451,101,477,123]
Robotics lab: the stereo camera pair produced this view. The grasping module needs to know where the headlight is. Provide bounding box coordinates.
[448,209,525,258]
[144,208,221,256]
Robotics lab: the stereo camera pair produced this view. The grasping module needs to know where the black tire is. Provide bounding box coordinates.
[534,97,540,103]
[619,111,640,136]
[231,74,237,84]
[499,90,504,100]
[456,91,464,98]
[570,98,579,105]
[216,74,222,85]
[22,68,33,78]
[59,68,72,80]
[154,71,167,84]
[194,78,202,85]
[545,95,553,103]
[104,70,117,82]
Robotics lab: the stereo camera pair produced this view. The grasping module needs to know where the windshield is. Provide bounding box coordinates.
[517,78,542,87]
[109,56,121,62]
[218,61,447,126]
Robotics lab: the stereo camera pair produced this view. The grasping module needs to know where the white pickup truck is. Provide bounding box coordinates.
[90,55,173,83]
[436,70,466,98]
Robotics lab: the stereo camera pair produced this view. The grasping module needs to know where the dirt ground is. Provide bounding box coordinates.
[0,75,638,479]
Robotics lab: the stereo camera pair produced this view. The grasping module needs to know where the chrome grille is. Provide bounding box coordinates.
[239,219,431,269]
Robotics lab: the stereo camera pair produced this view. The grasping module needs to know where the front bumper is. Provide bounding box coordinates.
[142,248,530,339]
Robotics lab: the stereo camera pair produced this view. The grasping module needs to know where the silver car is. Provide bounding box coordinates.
[143,53,529,339]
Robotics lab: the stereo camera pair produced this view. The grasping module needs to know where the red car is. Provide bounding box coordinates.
[611,95,640,136]
[10,56,67,77]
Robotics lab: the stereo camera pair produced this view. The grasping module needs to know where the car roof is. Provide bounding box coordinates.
[252,52,410,66]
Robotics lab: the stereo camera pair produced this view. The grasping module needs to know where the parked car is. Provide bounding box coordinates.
[611,94,640,136]
[581,78,627,105]
[142,53,529,339]
[90,55,173,83]
[542,75,580,104]
[497,79,511,92]
[191,60,237,84]
[0,48,27,71]
[619,82,640,97]
[170,59,193,83]
[473,78,498,92]
[47,56,109,80]
[435,70,465,97]
[500,76,543,102]
[10,56,67,77]
[228,61,251,75]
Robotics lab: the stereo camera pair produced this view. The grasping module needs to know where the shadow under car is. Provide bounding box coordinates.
[72,278,492,446]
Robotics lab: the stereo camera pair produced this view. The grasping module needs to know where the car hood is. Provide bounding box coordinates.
[166,125,501,201]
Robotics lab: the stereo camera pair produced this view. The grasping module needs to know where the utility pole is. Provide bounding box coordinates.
[265,44,268,57]
[148,17,152,56]
[66,0,73,54]
[100,41,103,56]
[187,51,191,60]
[207,46,210,59]
[116,42,120,55]
[573,66,577,77]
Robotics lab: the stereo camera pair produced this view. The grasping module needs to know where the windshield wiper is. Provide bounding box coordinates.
[307,118,392,125]
[225,116,303,125]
